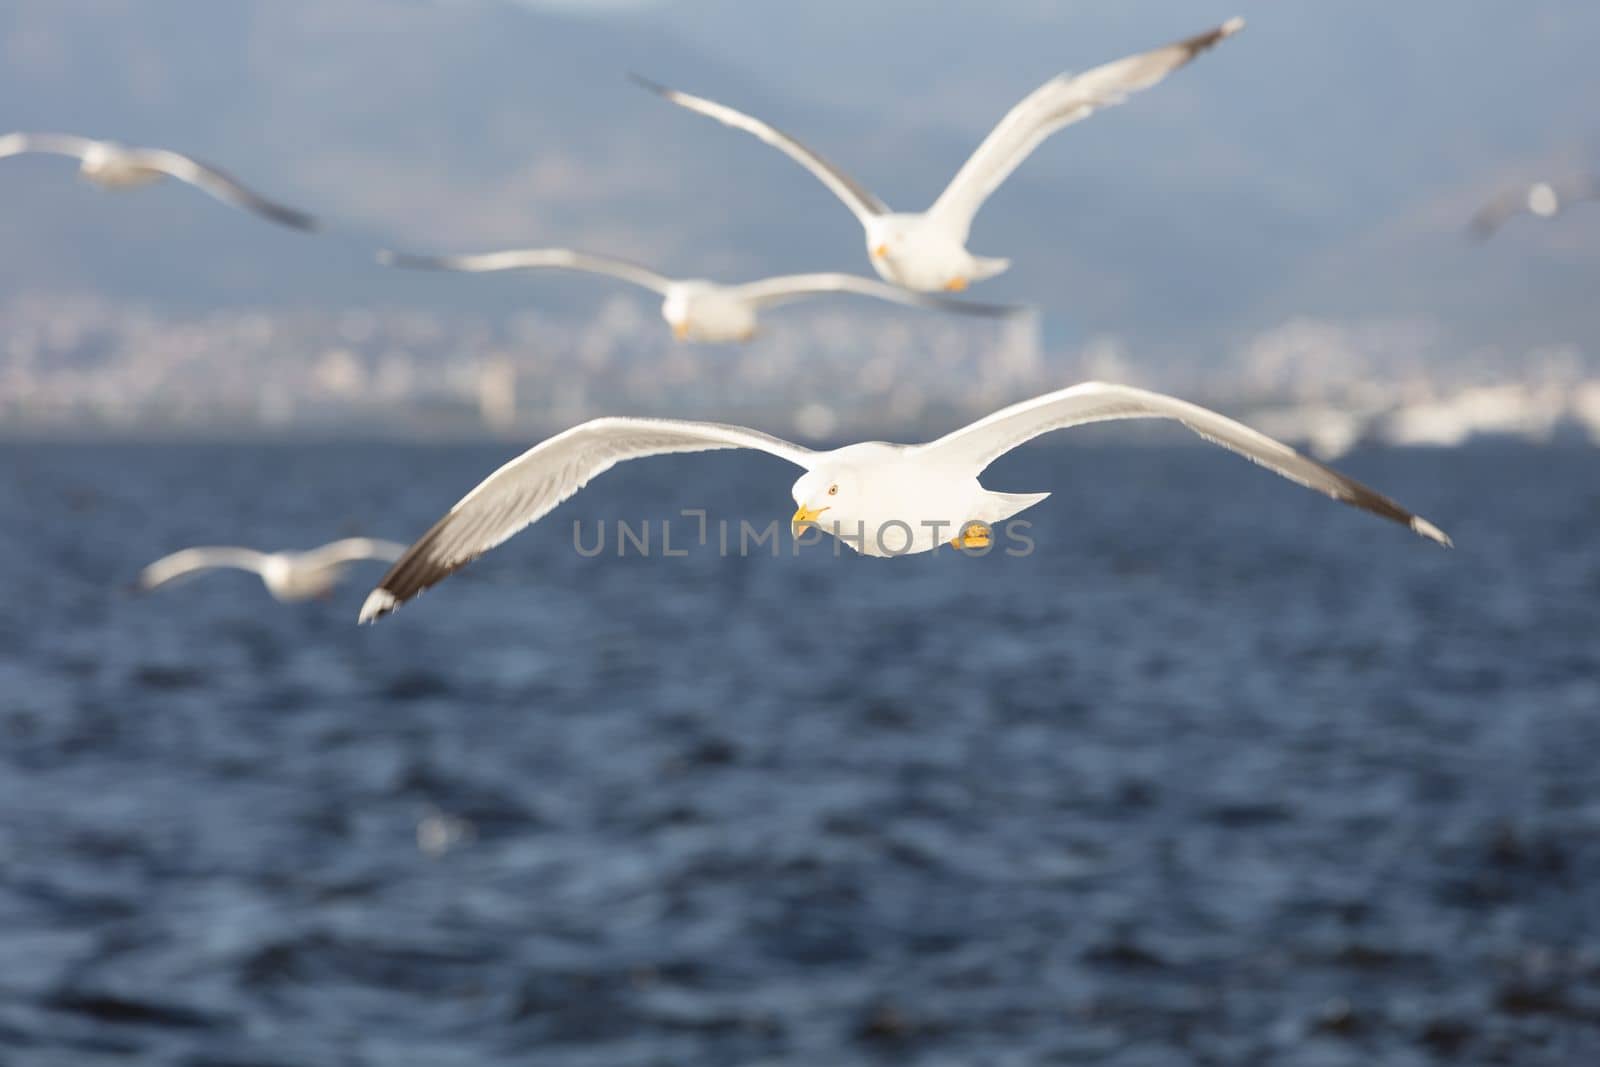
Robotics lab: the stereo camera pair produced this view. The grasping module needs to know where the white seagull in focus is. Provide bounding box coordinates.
[1470,176,1600,239]
[359,381,1449,623]
[632,18,1243,293]
[139,539,406,603]
[378,247,1021,342]
[0,132,318,231]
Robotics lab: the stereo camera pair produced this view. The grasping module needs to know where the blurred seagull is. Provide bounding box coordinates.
[139,539,405,603]
[1470,176,1600,239]
[0,132,318,230]
[632,18,1243,293]
[377,247,1021,342]
[359,381,1448,623]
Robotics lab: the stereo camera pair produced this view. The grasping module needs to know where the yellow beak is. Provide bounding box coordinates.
[872,244,888,259]
[672,321,689,340]
[792,504,829,536]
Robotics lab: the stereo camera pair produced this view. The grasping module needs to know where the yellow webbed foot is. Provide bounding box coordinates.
[943,277,968,292]
[949,522,991,550]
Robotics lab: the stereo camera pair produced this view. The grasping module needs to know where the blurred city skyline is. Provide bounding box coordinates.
[1,0,1597,434]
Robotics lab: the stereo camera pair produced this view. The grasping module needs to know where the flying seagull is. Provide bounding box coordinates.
[139,539,405,603]
[0,132,318,231]
[632,18,1243,293]
[378,247,1021,342]
[1470,177,1600,239]
[359,381,1449,623]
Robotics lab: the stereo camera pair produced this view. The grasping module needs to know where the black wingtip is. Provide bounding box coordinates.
[1182,17,1246,56]
[376,250,441,271]
[979,301,1035,319]
[261,204,319,233]
[626,72,671,97]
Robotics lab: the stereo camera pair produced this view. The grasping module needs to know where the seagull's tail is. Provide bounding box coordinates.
[970,256,1012,282]
[980,490,1050,524]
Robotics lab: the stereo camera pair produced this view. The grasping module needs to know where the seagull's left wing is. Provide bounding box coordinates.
[913,381,1451,546]
[731,272,1024,317]
[130,148,318,230]
[0,132,100,160]
[1468,189,1529,240]
[360,417,815,622]
[136,547,273,591]
[928,18,1244,238]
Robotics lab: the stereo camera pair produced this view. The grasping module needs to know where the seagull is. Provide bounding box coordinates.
[1469,176,1600,239]
[139,539,406,603]
[377,247,1021,342]
[0,132,318,231]
[632,18,1243,293]
[359,381,1449,623]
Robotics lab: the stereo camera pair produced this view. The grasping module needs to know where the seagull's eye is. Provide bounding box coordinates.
[828,484,838,496]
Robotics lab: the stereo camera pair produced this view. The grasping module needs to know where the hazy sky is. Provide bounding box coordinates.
[1,0,1596,358]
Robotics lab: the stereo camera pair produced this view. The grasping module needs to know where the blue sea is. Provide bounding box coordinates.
[1,439,1597,1066]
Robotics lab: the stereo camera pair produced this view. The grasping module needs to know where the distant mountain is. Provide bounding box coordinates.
[1,0,1598,357]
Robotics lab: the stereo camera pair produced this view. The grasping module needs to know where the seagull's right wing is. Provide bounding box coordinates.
[1559,175,1600,203]
[0,132,99,160]
[913,381,1451,546]
[131,149,318,231]
[630,75,889,224]
[299,538,408,570]
[360,418,816,622]
[378,247,675,294]
[928,19,1243,237]
[1468,189,1528,240]
[137,547,272,591]
[732,272,1025,317]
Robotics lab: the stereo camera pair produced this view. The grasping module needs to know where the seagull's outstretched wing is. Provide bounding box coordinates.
[126,148,317,230]
[378,247,675,294]
[299,538,407,570]
[0,132,100,160]
[360,418,816,622]
[913,381,1451,546]
[1468,189,1528,240]
[928,18,1244,238]
[730,272,1024,316]
[630,75,889,224]
[137,547,273,591]
[1556,175,1600,205]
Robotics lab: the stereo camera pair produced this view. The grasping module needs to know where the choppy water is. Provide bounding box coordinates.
[1,439,1598,1066]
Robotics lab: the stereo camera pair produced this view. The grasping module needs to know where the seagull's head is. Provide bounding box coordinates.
[865,215,913,266]
[661,289,693,340]
[791,467,854,538]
